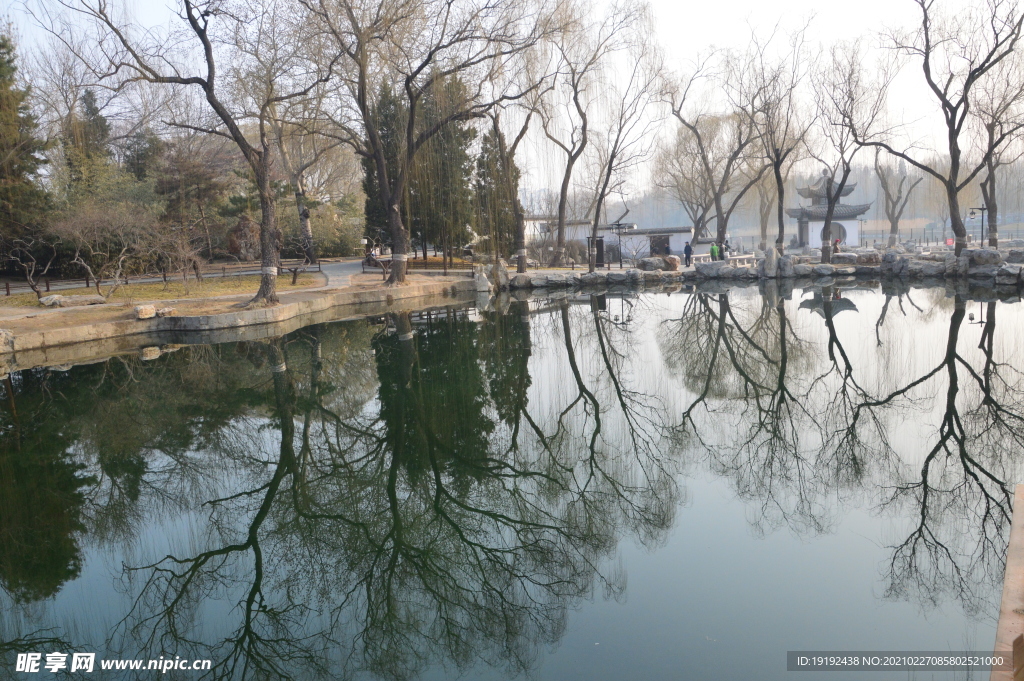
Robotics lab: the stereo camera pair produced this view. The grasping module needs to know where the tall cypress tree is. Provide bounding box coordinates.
[408,76,476,256]
[361,84,406,247]
[475,125,521,258]
[0,35,48,239]
[62,88,112,192]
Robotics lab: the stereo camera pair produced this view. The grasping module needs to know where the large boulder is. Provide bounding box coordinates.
[763,247,779,278]
[664,255,681,271]
[968,264,1001,280]
[834,266,857,276]
[474,272,493,292]
[509,274,532,289]
[59,295,106,307]
[485,262,511,290]
[694,261,729,278]
[626,268,643,282]
[735,266,758,279]
[919,262,945,278]
[606,271,628,283]
[856,252,881,265]
[996,263,1023,285]
[1007,249,1024,264]
[831,253,858,265]
[969,248,1003,266]
[38,295,64,307]
[855,265,881,276]
[639,257,667,271]
[812,264,835,276]
[135,305,157,320]
[580,272,607,286]
[793,264,815,277]
[778,256,796,278]
[717,266,737,278]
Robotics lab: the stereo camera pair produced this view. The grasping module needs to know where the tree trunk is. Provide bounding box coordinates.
[982,168,999,248]
[199,203,213,262]
[250,169,280,305]
[773,161,787,256]
[554,163,574,266]
[295,189,316,264]
[887,219,899,247]
[947,183,967,256]
[386,200,409,284]
[758,196,770,252]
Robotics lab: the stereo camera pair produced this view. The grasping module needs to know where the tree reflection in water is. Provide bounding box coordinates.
[0,303,676,680]
[1,286,1023,679]
[661,284,1022,616]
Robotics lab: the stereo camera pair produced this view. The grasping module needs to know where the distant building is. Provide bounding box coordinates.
[525,215,692,258]
[786,176,871,248]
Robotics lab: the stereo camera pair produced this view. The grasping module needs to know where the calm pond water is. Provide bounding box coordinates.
[2,283,1022,680]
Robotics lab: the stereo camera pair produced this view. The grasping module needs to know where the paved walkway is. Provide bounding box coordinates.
[320,259,364,288]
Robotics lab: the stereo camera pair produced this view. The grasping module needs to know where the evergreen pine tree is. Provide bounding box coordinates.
[475,125,521,258]
[0,35,48,239]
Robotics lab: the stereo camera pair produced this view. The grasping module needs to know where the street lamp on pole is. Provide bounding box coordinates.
[969,206,988,244]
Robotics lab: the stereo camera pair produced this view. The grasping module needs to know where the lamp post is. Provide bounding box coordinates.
[614,222,625,269]
[969,207,988,244]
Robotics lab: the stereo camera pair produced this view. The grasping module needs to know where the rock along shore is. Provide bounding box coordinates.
[493,246,1024,291]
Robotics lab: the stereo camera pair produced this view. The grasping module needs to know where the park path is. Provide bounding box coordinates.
[319,259,364,288]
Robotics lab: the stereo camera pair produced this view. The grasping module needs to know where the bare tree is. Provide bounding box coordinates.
[810,41,891,263]
[540,1,641,266]
[39,0,336,305]
[972,51,1024,247]
[489,107,535,273]
[586,20,662,272]
[858,0,1024,255]
[656,125,716,244]
[874,150,923,247]
[4,237,59,300]
[667,55,767,253]
[736,27,812,256]
[303,0,553,283]
[270,89,344,265]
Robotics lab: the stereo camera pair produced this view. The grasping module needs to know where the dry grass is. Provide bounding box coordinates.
[0,273,324,308]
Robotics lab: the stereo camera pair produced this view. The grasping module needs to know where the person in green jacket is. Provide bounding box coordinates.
[709,243,719,261]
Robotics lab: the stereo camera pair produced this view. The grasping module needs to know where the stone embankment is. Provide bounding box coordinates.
[490,247,1024,291]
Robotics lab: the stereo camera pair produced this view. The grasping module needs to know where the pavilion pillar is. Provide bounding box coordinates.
[798,218,809,248]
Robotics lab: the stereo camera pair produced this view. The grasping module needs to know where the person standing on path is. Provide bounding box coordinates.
[709,243,719,261]
[683,241,693,267]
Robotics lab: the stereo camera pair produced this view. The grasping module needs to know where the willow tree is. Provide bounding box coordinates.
[540,1,642,266]
[305,0,554,284]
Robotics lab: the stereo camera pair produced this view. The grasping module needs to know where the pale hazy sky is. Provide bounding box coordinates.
[8,0,955,198]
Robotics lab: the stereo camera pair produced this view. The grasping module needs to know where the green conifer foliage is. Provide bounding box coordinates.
[408,76,476,256]
[361,84,406,247]
[0,35,48,239]
[475,125,521,259]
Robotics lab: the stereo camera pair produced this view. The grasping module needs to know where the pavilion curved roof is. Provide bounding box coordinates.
[786,203,872,221]
[797,178,857,199]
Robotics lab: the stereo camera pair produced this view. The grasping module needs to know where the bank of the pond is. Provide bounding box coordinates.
[0,272,479,371]
[7,244,1024,373]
